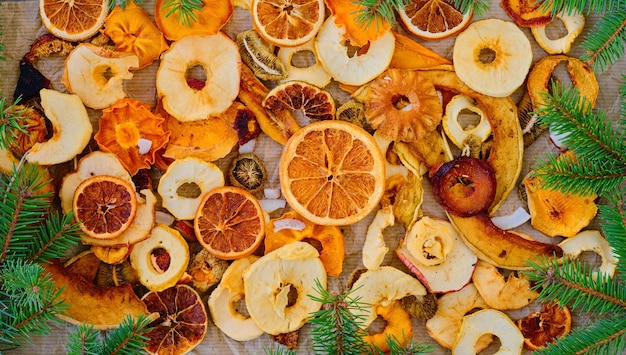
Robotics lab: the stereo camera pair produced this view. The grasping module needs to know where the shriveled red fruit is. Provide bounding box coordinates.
[430,156,496,217]
[517,303,572,350]
[501,0,552,27]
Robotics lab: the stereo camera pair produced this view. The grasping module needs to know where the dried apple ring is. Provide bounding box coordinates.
[277,39,332,88]
[442,95,491,149]
[130,224,190,292]
[243,242,326,335]
[315,16,395,86]
[453,309,524,355]
[263,80,335,125]
[156,33,241,122]
[527,55,599,111]
[157,157,224,220]
[208,256,264,341]
[559,230,618,279]
[531,12,585,54]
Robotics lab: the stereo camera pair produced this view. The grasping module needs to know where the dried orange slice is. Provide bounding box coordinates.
[251,0,325,47]
[398,0,471,40]
[279,120,386,226]
[39,0,109,41]
[73,175,138,240]
[142,284,208,355]
[194,186,265,260]
[517,303,572,350]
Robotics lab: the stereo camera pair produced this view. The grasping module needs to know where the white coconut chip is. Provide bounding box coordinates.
[264,188,281,199]
[137,138,153,154]
[491,207,531,230]
[273,218,306,232]
[155,210,176,226]
[259,199,286,213]
[238,139,256,154]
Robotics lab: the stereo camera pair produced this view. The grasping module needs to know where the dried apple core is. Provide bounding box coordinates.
[478,47,496,64]
[177,182,202,198]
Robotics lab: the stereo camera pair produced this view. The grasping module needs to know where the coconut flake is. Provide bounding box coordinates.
[137,138,153,154]
[259,199,286,213]
[239,138,256,154]
[273,218,306,232]
[264,188,281,199]
[491,207,531,230]
[549,123,570,150]
[155,210,175,226]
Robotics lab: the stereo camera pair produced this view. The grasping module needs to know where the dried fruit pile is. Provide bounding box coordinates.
[1,0,621,353]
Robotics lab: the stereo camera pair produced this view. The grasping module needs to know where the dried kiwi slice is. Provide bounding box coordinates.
[229,153,266,193]
[236,29,287,81]
[336,99,374,134]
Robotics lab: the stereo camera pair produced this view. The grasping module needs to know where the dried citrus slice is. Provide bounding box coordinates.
[142,284,208,355]
[517,303,572,350]
[73,175,138,240]
[262,81,335,130]
[251,0,324,47]
[39,0,109,41]
[398,0,472,40]
[279,120,386,226]
[194,186,265,260]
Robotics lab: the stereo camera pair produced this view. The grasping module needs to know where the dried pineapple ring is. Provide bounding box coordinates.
[532,12,585,54]
[453,19,532,97]
[348,266,426,328]
[277,39,332,88]
[157,157,224,220]
[442,95,491,149]
[243,242,326,335]
[315,16,395,86]
[130,224,190,292]
[156,33,241,122]
[559,230,618,279]
[208,256,264,341]
[62,44,139,110]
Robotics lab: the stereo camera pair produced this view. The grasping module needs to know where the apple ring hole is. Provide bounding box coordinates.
[102,67,114,81]
[302,237,323,254]
[578,250,603,273]
[290,50,317,68]
[550,62,574,87]
[344,40,370,58]
[480,337,503,355]
[286,284,299,307]
[234,297,251,317]
[150,247,171,273]
[478,48,496,64]
[367,315,387,335]
[177,182,202,199]
[457,109,483,131]
[545,17,568,40]
[185,64,208,90]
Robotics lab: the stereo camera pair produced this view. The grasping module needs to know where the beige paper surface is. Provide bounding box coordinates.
[1,1,624,354]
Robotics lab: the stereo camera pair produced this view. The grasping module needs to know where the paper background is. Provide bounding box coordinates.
[1,0,624,354]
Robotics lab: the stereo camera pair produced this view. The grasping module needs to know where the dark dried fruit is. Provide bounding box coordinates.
[233,106,261,145]
[430,156,497,217]
[401,293,438,319]
[228,153,266,193]
[336,99,374,134]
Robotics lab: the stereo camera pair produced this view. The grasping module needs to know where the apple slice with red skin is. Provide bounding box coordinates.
[396,217,477,293]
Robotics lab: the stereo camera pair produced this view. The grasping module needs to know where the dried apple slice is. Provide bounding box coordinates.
[559,230,618,279]
[453,309,524,354]
[396,217,477,293]
[62,43,139,110]
[26,89,92,166]
[472,260,538,310]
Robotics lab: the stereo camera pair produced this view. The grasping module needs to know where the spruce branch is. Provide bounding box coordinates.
[598,191,626,276]
[525,256,626,315]
[66,323,100,355]
[161,0,204,28]
[621,75,626,118]
[264,345,297,355]
[449,0,490,17]
[0,259,67,350]
[385,332,434,355]
[0,97,29,152]
[108,0,143,11]
[537,0,626,16]
[307,280,373,355]
[579,8,626,73]
[532,316,626,355]
[25,211,82,264]
[99,314,152,355]
[351,0,408,29]
[532,82,626,196]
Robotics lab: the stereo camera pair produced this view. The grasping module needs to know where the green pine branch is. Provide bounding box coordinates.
[108,0,142,11]
[307,280,373,355]
[0,97,29,152]
[449,0,490,17]
[537,0,625,16]
[531,82,626,196]
[533,316,626,355]
[26,211,82,264]
[161,0,204,28]
[580,8,626,73]
[598,191,626,276]
[264,345,297,355]
[0,259,68,350]
[66,324,100,355]
[621,75,626,118]
[352,0,408,29]
[98,314,152,355]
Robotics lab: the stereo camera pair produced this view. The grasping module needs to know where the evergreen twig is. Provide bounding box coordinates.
[99,314,152,355]
[598,191,626,276]
[537,0,626,16]
[108,0,143,11]
[351,0,408,30]
[0,97,29,152]
[449,0,490,17]
[66,323,100,355]
[579,8,626,73]
[531,82,626,196]
[161,0,204,28]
